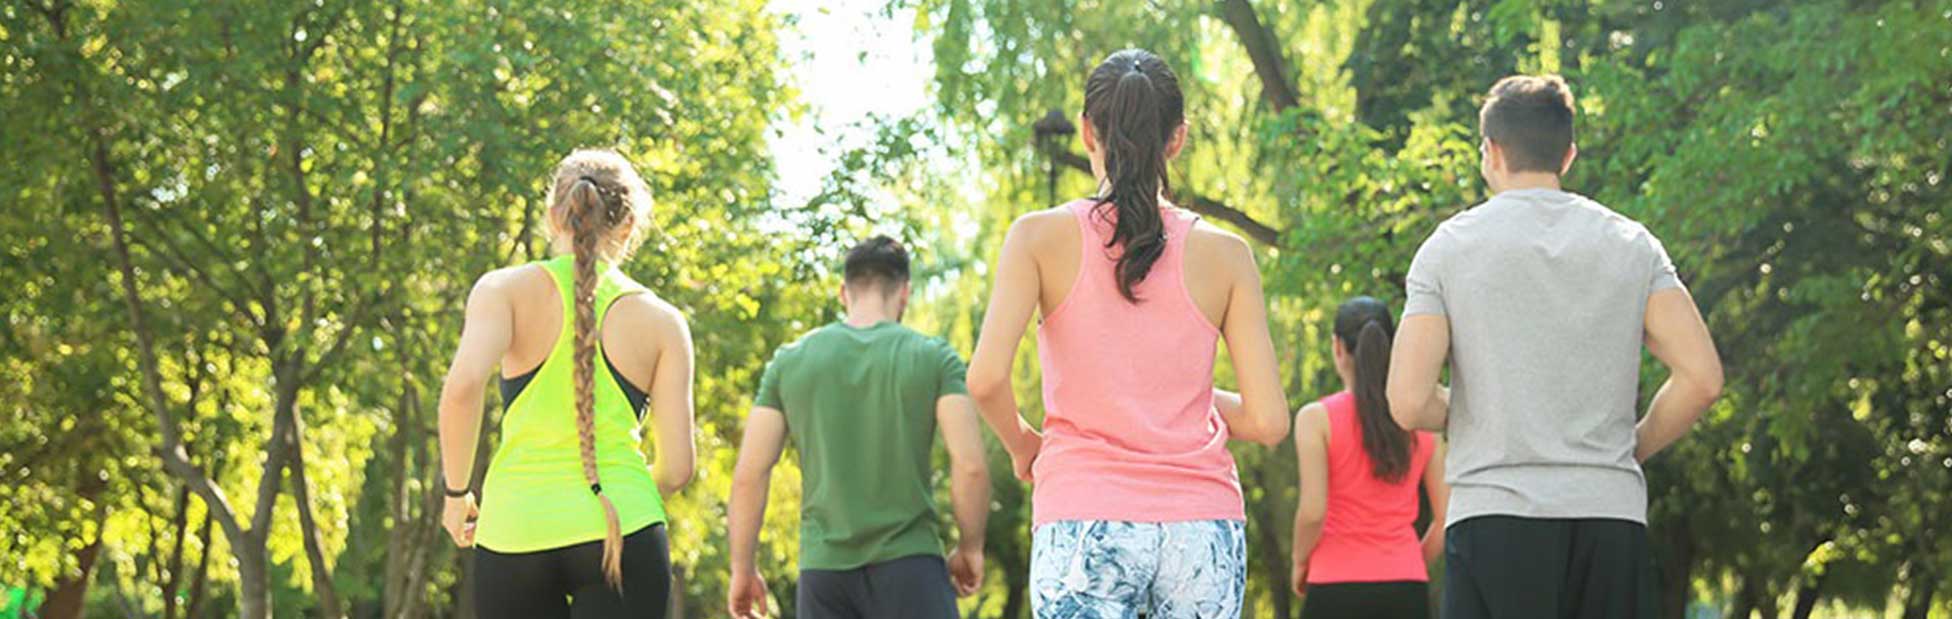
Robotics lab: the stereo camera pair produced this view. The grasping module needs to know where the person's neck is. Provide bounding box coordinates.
[1493,172,1563,194]
[1091,177,1172,205]
[843,304,898,328]
[1335,368,1356,393]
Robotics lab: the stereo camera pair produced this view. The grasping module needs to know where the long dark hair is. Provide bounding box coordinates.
[1083,49,1184,302]
[1334,296,1412,483]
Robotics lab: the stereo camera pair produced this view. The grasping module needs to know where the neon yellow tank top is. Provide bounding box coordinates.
[474,255,667,552]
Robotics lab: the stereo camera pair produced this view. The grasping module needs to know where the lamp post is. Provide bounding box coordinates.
[1032,109,1076,205]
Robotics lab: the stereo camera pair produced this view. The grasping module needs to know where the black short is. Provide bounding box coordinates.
[1444,516,1655,619]
[473,524,670,619]
[797,554,958,619]
[1302,581,1429,619]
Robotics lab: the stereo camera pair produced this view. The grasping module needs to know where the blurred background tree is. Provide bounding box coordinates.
[1,0,1947,618]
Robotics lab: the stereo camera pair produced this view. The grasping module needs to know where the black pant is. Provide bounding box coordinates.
[1303,581,1429,619]
[797,554,958,619]
[474,524,670,619]
[1443,516,1654,619]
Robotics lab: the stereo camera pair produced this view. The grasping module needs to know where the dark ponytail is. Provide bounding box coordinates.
[1335,297,1412,483]
[1083,49,1184,302]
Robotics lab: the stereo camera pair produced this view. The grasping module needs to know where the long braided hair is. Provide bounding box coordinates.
[546,149,651,589]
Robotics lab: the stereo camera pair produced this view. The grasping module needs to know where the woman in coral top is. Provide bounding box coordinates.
[966,48,1291,619]
[1292,296,1449,618]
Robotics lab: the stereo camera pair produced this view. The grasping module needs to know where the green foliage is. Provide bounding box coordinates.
[2,0,1948,617]
[886,0,1952,616]
[0,0,821,616]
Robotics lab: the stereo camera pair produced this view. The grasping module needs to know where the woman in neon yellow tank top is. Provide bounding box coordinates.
[438,149,696,618]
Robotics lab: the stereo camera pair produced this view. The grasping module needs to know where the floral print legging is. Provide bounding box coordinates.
[1030,520,1247,619]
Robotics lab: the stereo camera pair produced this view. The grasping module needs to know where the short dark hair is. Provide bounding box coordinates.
[1479,75,1576,174]
[843,235,910,291]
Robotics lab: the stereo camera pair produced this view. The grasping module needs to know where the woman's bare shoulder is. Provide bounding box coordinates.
[608,290,688,339]
[470,263,550,303]
[1182,217,1257,281]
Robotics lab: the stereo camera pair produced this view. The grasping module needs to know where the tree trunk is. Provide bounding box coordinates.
[1728,575,1758,619]
[667,565,687,619]
[1215,0,1302,110]
[384,378,443,619]
[237,535,273,619]
[1245,464,1292,619]
[36,535,103,619]
[1789,574,1824,619]
[382,378,416,615]
[161,486,192,619]
[283,384,346,619]
[100,131,269,619]
[184,513,214,619]
[39,473,109,619]
[1656,522,1695,619]
[387,476,442,619]
[1002,568,1029,619]
[1902,570,1937,619]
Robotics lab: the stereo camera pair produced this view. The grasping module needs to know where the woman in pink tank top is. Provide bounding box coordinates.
[966,49,1290,619]
[1291,297,1450,619]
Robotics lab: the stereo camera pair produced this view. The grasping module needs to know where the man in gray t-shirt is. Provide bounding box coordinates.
[1387,75,1723,619]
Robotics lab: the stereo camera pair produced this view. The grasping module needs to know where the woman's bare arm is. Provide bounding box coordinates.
[1216,233,1289,445]
[436,272,516,546]
[967,215,1048,478]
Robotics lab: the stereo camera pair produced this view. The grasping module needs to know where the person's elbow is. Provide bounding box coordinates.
[1249,411,1290,446]
[1296,503,1326,529]
[1229,401,1288,446]
[1678,360,1725,417]
[966,364,1010,405]
[951,456,990,488]
[1386,382,1425,431]
[1693,361,1726,405]
[729,458,769,496]
[437,370,487,417]
[658,454,696,495]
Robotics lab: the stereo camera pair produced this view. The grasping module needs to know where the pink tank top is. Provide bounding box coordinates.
[1307,391,1436,583]
[1030,199,1243,526]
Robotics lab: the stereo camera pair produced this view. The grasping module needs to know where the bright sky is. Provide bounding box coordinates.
[766,0,934,209]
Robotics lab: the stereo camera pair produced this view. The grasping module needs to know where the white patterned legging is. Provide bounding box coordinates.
[1030,520,1247,619]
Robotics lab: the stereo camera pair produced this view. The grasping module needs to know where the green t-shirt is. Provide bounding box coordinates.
[755,320,969,570]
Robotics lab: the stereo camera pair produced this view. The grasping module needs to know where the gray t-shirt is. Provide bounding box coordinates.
[1404,188,1681,526]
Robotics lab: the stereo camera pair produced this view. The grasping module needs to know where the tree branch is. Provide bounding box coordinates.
[92,127,249,550]
[287,408,345,619]
[248,384,295,534]
[1181,193,1286,247]
[122,215,263,328]
[1041,142,1284,246]
[1215,0,1302,111]
[299,285,394,385]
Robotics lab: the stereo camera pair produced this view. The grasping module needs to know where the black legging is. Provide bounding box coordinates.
[1301,581,1429,619]
[474,523,670,619]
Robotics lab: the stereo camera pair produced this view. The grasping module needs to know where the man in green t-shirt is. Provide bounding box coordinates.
[726,236,990,619]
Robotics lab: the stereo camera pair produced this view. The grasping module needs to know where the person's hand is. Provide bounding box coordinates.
[1009,429,1042,483]
[442,494,478,548]
[1290,559,1308,597]
[948,544,985,597]
[728,566,771,619]
[1011,452,1037,483]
